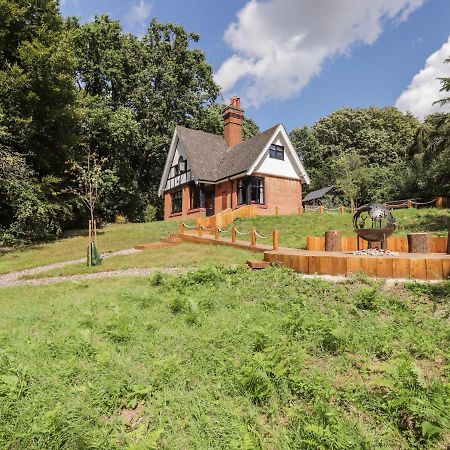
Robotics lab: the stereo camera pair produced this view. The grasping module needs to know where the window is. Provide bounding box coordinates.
[171,190,182,214]
[269,144,284,160]
[250,177,264,204]
[237,177,264,205]
[178,156,187,173]
[190,183,203,210]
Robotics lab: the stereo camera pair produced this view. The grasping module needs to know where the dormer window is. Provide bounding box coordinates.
[178,156,187,173]
[269,144,284,160]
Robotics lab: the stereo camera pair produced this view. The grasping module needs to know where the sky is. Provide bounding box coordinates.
[60,0,450,132]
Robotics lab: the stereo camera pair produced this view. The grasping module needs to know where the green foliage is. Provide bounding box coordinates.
[290,107,421,205]
[143,205,157,222]
[0,268,449,448]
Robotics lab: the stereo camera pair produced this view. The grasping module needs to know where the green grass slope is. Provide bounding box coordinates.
[1,208,448,275]
[0,268,449,448]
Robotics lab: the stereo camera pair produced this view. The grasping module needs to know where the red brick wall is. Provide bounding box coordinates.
[163,186,206,221]
[255,173,302,215]
[163,175,303,220]
[214,181,232,213]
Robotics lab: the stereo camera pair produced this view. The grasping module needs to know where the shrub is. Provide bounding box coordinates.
[144,204,157,222]
[115,214,127,224]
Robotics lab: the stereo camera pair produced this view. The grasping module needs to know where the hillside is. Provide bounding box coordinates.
[1,268,449,448]
[1,208,449,276]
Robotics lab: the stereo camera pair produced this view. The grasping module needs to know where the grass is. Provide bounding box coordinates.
[20,244,262,279]
[240,208,450,249]
[0,221,179,275]
[1,208,449,275]
[0,268,448,449]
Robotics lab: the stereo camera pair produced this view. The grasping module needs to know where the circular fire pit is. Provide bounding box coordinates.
[353,204,396,250]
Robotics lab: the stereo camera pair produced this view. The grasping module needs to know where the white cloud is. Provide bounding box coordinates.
[396,36,450,119]
[215,0,425,107]
[125,0,152,33]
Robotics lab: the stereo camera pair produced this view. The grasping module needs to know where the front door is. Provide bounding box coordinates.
[205,190,215,216]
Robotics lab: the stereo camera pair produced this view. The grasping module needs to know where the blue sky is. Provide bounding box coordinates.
[61,0,450,132]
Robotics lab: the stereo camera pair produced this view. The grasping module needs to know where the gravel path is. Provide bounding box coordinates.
[1,267,188,288]
[0,248,141,288]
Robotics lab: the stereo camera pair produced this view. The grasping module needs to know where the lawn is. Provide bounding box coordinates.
[20,243,261,280]
[0,268,448,449]
[241,208,450,249]
[1,208,449,275]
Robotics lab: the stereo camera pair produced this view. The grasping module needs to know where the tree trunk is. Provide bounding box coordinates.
[325,230,341,252]
[407,233,430,253]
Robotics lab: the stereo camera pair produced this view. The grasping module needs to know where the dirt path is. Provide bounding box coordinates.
[1,267,188,288]
[0,248,142,288]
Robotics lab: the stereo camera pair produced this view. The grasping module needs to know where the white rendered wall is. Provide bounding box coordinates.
[165,138,191,190]
[253,132,300,179]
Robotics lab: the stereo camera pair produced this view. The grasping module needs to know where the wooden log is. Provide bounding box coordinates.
[407,233,430,253]
[325,230,341,252]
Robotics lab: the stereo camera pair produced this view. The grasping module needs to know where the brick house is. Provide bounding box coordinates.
[158,97,310,220]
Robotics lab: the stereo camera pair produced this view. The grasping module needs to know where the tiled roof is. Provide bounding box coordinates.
[176,124,279,182]
[303,186,334,202]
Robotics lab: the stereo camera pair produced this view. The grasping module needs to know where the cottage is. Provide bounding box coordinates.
[158,97,310,220]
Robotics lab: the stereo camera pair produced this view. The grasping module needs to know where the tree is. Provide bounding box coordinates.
[434,57,450,107]
[68,152,106,227]
[190,103,260,139]
[290,107,420,202]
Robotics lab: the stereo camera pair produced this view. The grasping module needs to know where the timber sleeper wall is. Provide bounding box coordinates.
[265,251,450,280]
[307,235,448,253]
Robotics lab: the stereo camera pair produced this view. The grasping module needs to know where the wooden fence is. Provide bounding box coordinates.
[307,235,448,253]
[196,204,257,229]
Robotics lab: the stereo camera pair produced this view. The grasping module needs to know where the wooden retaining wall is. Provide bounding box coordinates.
[265,250,450,280]
[307,235,448,253]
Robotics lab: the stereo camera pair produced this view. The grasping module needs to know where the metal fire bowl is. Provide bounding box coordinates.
[354,225,396,242]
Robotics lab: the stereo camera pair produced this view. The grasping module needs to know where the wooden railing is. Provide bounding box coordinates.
[180,222,279,250]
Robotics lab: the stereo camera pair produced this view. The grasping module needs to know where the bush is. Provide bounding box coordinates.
[144,204,157,222]
[115,214,127,224]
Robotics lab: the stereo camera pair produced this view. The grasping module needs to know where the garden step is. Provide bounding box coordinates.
[247,259,270,270]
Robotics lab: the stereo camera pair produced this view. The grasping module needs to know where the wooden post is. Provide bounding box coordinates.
[215,226,220,240]
[251,227,256,247]
[298,206,303,215]
[407,199,412,209]
[273,230,279,250]
[88,219,92,267]
[407,233,430,253]
[325,230,341,252]
[93,219,97,244]
[179,222,185,235]
[198,225,202,237]
[275,206,279,216]
[340,206,344,214]
[231,226,237,243]
[436,196,443,209]
[319,206,324,215]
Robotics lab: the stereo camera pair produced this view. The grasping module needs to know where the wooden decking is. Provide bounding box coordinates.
[138,232,450,280]
[265,248,450,280]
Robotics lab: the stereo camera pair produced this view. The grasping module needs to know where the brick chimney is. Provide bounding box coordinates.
[223,96,244,147]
